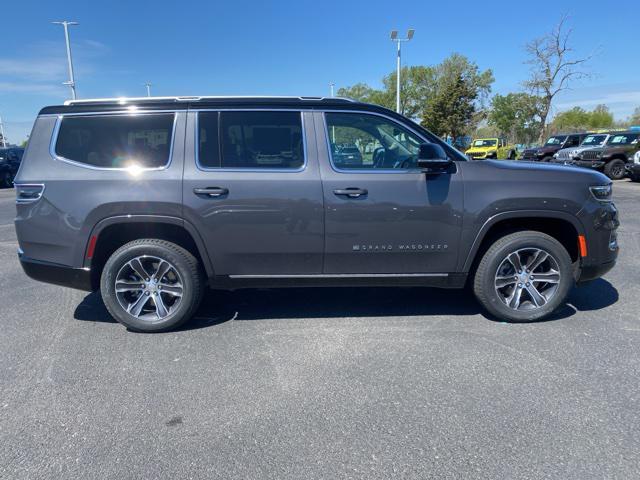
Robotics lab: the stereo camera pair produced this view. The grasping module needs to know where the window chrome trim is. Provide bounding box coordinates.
[194,110,308,173]
[321,110,431,174]
[49,111,178,172]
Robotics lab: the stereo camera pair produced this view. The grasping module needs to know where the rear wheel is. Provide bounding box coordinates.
[604,159,626,180]
[100,239,204,332]
[473,231,573,322]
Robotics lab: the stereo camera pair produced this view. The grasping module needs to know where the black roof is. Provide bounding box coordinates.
[39,96,374,115]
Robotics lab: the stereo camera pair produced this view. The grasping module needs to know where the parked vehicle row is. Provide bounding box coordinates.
[15,96,618,332]
[0,147,24,187]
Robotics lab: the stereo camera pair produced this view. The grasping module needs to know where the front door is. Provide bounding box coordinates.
[182,110,324,276]
[316,111,464,274]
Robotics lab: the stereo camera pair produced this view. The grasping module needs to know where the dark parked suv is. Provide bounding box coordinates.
[0,147,24,187]
[15,96,619,332]
[520,133,586,162]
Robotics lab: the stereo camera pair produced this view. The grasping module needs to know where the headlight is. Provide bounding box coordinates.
[590,184,612,202]
[553,153,558,158]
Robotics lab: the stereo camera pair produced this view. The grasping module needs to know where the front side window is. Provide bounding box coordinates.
[325,112,424,170]
[55,113,175,169]
[199,111,304,169]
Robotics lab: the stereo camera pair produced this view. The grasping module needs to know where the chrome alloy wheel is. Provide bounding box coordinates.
[115,255,184,321]
[494,248,561,311]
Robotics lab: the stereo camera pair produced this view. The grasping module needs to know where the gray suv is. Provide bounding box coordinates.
[15,96,619,332]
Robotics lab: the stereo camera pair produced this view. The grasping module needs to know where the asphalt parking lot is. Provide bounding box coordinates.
[1,181,639,480]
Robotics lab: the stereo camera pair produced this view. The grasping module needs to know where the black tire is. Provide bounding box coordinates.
[2,171,12,188]
[509,151,516,160]
[473,231,573,322]
[541,156,552,162]
[603,159,626,180]
[100,239,205,332]
[631,174,640,183]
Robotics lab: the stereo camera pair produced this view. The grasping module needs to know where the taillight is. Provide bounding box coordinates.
[15,184,45,203]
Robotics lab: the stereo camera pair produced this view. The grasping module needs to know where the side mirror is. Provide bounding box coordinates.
[417,143,452,172]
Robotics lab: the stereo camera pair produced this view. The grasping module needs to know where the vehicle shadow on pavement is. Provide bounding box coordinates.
[73,278,619,330]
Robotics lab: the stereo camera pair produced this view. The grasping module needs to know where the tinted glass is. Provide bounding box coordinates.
[197,112,220,168]
[325,112,424,170]
[608,133,639,145]
[545,136,566,145]
[210,111,304,169]
[55,114,174,168]
[472,139,497,147]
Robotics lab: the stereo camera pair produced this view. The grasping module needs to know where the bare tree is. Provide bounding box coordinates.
[523,15,592,143]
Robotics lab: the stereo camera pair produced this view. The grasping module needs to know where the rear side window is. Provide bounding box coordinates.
[198,111,304,169]
[54,113,175,169]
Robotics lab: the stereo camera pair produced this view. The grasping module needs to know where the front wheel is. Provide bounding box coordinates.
[473,231,573,322]
[604,159,626,180]
[100,239,204,332]
[2,171,13,188]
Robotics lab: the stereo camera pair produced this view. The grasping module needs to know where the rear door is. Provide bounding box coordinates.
[316,110,464,274]
[182,109,324,276]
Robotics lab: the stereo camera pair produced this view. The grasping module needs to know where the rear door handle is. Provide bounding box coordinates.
[193,187,229,197]
[333,188,368,198]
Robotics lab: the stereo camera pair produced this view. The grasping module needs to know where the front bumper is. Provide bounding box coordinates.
[19,250,93,291]
[576,201,619,284]
[572,160,605,169]
[626,164,640,176]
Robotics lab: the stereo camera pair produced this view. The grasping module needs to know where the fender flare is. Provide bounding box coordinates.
[84,215,215,277]
[461,209,586,272]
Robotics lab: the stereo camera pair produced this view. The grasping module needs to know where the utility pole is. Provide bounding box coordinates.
[0,115,6,147]
[52,21,79,100]
[390,29,414,114]
[144,82,152,97]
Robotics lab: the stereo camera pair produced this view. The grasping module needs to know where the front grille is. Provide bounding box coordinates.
[521,151,536,159]
[581,150,601,160]
[469,152,485,158]
[557,150,571,160]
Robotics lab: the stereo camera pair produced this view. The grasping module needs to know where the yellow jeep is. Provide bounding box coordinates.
[465,138,517,160]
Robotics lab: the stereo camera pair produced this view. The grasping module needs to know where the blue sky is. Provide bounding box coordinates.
[1,0,638,143]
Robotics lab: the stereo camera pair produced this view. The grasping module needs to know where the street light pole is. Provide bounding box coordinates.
[52,21,79,100]
[144,82,152,97]
[329,82,335,97]
[390,29,414,114]
[0,115,6,148]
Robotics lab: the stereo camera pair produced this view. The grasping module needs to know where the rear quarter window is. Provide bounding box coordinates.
[54,113,175,169]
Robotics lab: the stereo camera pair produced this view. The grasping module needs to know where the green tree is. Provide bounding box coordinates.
[628,107,640,126]
[551,104,613,131]
[337,53,493,134]
[421,73,478,139]
[488,93,542,143]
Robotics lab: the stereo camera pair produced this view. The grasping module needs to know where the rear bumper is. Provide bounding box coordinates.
[19,251,93,291]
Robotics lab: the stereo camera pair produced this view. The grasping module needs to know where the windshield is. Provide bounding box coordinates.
[607,134,639,145]
[581,135,607,146]
[545,136,567,146]
[472,139,497,147]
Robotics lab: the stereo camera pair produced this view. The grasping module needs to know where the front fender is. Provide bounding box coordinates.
[460,209,586,272]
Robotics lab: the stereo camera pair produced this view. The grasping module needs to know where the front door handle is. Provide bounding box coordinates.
[333,188,368,198]
[193,187,229,197]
